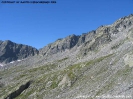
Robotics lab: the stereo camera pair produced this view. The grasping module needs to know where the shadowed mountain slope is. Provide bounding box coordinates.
[0,40,38,63]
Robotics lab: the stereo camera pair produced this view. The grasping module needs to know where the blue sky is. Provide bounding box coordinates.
[0,0,133,49]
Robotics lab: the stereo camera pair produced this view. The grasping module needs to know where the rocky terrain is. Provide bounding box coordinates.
[0,14,133,99]
[0,40,39,64]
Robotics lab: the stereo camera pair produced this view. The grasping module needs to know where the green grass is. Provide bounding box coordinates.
[1,54,114,99]
[28,64,57,73]
[50,81,58,89]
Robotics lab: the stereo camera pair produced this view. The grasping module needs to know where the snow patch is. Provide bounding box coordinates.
[0,63,4,67]
[10,61,15,64]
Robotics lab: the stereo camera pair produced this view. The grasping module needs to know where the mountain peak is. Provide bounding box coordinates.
[0,40,39,63]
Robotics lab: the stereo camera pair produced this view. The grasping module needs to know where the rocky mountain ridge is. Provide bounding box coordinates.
[40,14,133,56]
[1,14,133,64]
[0,40,38,63]
[0,14,133,99]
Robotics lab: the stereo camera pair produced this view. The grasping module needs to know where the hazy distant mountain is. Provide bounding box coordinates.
[0,14,133,99]
[0,40,39,63]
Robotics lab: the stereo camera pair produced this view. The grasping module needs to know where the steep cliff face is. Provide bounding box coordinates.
[39,14,133,57]
[0,40,39,63]
[39,34,80,55]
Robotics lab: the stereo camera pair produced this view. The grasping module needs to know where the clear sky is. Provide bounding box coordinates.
[0,0,133,49]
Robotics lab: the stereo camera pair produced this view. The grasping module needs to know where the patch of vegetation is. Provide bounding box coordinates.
[86,54,113,65]
[67,71,76,81]
[14,74,27,80]
[33,71,60,91]
[28,64,57,73]
[49,74,60,89]
[50,81,58,89]
[64,54,113,86]
[2,54,114,99]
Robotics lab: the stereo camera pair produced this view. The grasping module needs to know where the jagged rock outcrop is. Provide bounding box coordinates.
[39,14,133,56]
[39,34,80,55]
[0,40,39,63]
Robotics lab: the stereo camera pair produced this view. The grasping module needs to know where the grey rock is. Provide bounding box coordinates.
[39,14,133,57]
[0,40,39,63]
[39,34,80,55]
[1,14,133,99]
